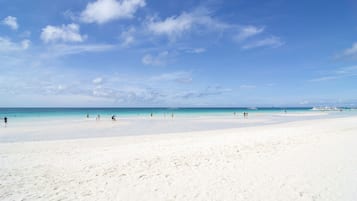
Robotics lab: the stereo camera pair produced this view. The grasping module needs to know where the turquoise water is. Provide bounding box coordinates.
[1,107,356,142]
[1,107,357,120]
[0,107,317,119]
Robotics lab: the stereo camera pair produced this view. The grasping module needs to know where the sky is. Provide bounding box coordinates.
[1,0,357,107]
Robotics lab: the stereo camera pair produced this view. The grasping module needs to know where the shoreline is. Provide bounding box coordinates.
[0,114,354,144]
[0,111,353,143]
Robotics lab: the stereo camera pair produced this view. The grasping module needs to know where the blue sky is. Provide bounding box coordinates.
[1,0,357,107]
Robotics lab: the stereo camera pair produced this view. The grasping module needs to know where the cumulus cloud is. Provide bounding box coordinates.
[145,8,282,51]
[242,36,284,49]
[0,37,30,51]
[146,9,228,40]
[2,16,18,30]
[234,26,264,42]
[80,0,145,24]
[147,12,194,38]
[142,51,169,66]
[41,24,86,43]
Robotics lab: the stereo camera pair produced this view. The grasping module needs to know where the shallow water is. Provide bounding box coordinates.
[1,109,357,143]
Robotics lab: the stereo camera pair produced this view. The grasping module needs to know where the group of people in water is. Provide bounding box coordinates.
[86,112,176,121]
[233,112,249,118]
[86,114,117,121]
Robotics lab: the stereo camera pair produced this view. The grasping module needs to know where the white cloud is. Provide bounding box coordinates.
[151,72,192,83]
[234,26,264,42]
[176,86,231,99]
[44,44,115,57]
[21,40,31,49]
[41,24,86,43]
[147,12,195,38]
[145,7,281,51]
[310,76,339,82]
[242,36,284,49]
[310,66,357,82]
[340,42,357,58]
[120,27,136,47]
[80,0,145,24]
[147,9,228,40]
[63,10,76,21]
[299,100,310,105]
[2,16,18,30]
[93,77,103,84]
[142,51,169,66]
[57,85,66,91]
[0,37,30,51]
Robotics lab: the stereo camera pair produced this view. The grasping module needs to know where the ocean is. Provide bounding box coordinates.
[0,107,315,120]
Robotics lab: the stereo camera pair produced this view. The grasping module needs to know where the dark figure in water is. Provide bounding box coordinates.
[243,112,248,119]
[96,114,100,121]
[86,114,89,118]
[111,115,116,121]
[4,117,8,127]
[150,113,153,117]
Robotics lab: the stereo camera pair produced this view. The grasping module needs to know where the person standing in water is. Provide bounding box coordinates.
[243,112,248,119]
[4,117,8,127]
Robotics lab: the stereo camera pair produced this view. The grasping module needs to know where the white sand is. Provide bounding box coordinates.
[1,116,357,201]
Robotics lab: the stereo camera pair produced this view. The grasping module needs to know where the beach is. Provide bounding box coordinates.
[2,0,357,200]
[1,114,357,201]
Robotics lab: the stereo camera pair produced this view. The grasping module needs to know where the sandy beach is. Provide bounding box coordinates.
[2,0,357,200]
[1,115,357,201]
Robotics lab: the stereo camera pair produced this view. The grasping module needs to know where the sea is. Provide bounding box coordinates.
[0,107,314,119]
[0,107,356,120]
